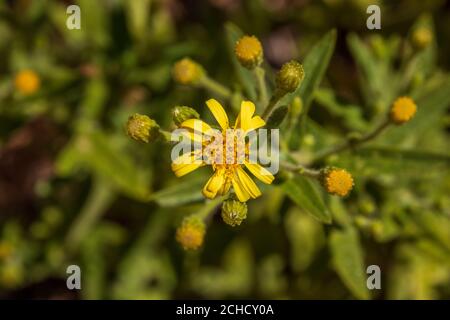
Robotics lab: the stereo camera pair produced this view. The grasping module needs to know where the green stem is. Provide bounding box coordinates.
[196,196,225,221]
[199,76,231,99]
[281,161,321,179]
[254,66,268,108]
[262,91,283,121]
[312,117,391,164]
[65,177,114,253]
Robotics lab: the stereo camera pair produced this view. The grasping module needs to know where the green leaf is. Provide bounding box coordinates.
[149,175,206,207]
[265,105,288,129]
[329,228,370,300]
[282,176,332,224]
[281,29,336,108]
[224,22,257,101]
[286,29,337,149]
[314,88,369,131]
[56,131,151,200]
[386,76,450,145]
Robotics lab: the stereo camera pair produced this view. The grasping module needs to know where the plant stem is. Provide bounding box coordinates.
[312,117,391,163]
[281,161,321,178]
[199,76,231,99]
[254,66,268,108]
[65,177,114,253]
[196,196,225,221]
[262,91,283,121]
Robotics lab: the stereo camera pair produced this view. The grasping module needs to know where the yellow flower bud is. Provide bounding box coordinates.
[412,28,433,50]
[126,113,160,143]
[14,69,40,95]
[172,58,204,85]
[390,96,417,125]
[176,216,206,250]
[321,167,354,197]
[234,35,263,69]
[221,197,248,226]
[0,242,13,260]
[172,106,200,126]
[276,60,304,94]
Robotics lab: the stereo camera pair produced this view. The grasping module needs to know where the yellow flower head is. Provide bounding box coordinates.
[390,96,417,124]
[14,69,40,95]
[322,168,354,197]
[412,28,433,49]
[171,99,275,203]
[176,216,205,250]
[234,35,263,69]
[172,58,204,85]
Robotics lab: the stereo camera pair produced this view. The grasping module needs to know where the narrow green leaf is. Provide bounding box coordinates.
[224,22,257,101]
[265,105,288,129]
[281,29,336,108]
[282,176,332,224]
[149,175,205,207]
[287,29,337,149]
[329,228,370,300]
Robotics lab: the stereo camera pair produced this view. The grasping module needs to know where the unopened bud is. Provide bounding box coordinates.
[172,58,204,85]
[234,35,263,69]
[126,113,160,143]
[276,61,304,94]
[320,167,354,197]
[176,216,206,250]
[172,106,200,126]
[221,197,248,226]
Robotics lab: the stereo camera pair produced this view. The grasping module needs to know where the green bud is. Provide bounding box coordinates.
[276,60,304,94]
[172,106,200,126]
[126,113,160,143]
[290,96,303,118]
[221,197,248,227]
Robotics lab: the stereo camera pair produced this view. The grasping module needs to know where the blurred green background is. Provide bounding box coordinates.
[0,0,449,299]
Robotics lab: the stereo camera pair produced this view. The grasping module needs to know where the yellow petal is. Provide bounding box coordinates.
[239,101,256,132]
[172,153,203,177]
[202,170,225,199]
[236,167,261,198]
[179,129,204,144]
[248,116,265,131]
[232,174,250,202]
[181,119,212,134]
[217,177,232,195]
[244,161,274,184]
[206,99,229,130]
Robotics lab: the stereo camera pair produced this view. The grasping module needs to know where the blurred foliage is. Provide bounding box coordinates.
[0,0,449,300]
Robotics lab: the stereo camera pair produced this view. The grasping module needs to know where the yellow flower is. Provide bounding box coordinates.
[176,216,205,250]
[14,69,40,95]
[171,99,275,202]
[412,28,433,49]
[321,168,354,197]
[390,96,417,124]
[234,35,263,69]
[172,58,204,85]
